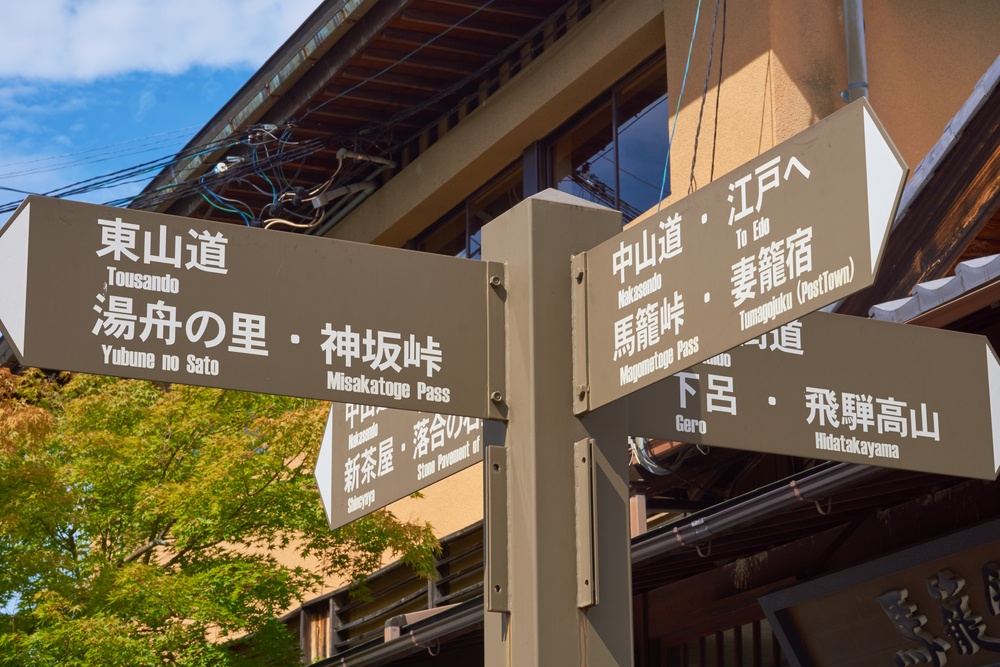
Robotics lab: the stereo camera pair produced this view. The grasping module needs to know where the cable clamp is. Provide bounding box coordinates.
[790,479,832,515]
[840,81,869,102]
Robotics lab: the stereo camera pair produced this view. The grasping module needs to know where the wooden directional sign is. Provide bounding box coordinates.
[314,403,497,530]
[574,98,907,412]
[626,312,1000,480]
[0,196,505,419]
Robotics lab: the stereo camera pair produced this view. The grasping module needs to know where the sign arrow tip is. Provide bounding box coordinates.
[314,406,336,525]
[863,106,907,274]
[988,346,1000,477]
[0,202,31,359]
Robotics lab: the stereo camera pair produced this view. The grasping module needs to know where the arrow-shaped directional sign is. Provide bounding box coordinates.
[315,403,500,530]
[574,98,908,412]
[626,312,1000,480]
[0,196,505,419]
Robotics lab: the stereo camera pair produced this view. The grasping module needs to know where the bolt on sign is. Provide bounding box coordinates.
[0,196,505,419]
[314,403,500,530]
[626,312,1000,480]
[573,98,907,412]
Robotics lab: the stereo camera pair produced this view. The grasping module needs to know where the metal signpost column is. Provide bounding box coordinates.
[481,191,633,667]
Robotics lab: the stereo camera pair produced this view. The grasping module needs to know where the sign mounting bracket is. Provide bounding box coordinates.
[572,252,592,415]
[486,261,508,422]
[575,438,598,608]
[485,444,509,612]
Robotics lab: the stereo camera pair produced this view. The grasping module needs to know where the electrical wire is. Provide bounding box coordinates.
[0,125,201,171]
[0,137,239,214]
[173,0,569,223]
[0,2,491,222]
[709,0,728,183]
[631,437,672,476]
[200,190,252,225]
[629,438,712,496]
[250,145,279,204]
[0,185,35,195]
[688,0,722,195]
[0,134,193,181]
[658,0,703,210]
[201,180,255,220]
[296,153,344,201]
[263,208,324,231]
[124,133,329,212]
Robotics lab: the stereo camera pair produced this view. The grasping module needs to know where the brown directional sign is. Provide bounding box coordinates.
[314,403,499,530]
[575,98,907,411]
[626,312,1000,480]
[0,196,504,419]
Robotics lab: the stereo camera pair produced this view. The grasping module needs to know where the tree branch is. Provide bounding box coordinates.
[120,519,175,565]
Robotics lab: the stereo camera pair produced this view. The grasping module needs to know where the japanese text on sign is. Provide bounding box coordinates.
[649,318,944,465]
[90,212,460,409]
[879,563,1000,665]
[92,218,270,375]
[608,153,820,395]
[337,405,483,518]
[665,321,807,432]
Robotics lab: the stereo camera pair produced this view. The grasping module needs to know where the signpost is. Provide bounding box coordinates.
[573,98,907,412]
[0,98,921,667]
[0,195,505,420]
[627,312,1000,479]
[315,403,498,530]
[481,192,632,667]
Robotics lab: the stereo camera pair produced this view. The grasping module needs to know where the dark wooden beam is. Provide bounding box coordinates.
[422,0,553,21]
[381,26,502,56]
[340,65,458,93]
[306,105,430,129]
[320,83,454,114]
[359,47,480,76]
[400,8,528,38]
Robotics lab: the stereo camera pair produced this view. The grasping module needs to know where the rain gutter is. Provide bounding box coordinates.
[314,598,483,667]
[630,460,888,566]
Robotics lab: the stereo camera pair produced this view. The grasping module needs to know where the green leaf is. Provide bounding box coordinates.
[0,368,437,664]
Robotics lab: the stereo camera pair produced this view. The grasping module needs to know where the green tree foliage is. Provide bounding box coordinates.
[0,368,439,666]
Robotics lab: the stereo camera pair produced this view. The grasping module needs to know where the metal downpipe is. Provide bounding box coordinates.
[842,0,869,103]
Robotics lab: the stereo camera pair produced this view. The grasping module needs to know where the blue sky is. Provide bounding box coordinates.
[0,0,320,217]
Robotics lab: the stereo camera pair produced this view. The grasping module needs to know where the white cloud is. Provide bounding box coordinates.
[0,0,320,81]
